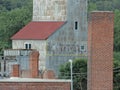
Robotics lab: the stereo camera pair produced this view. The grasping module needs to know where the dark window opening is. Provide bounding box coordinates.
[81,46,84,50]
[25,44,28,49]
[75,21,78,30]
[80,45,85,51]
[29,44,31,49]
[25,43,31,49]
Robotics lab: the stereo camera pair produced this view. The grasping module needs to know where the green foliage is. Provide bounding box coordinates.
[0,0,32,53]
[88,0,120,11]
[114,52,120,90]
[114,9,120,51]
[0,0,32,12]
[59,58,87,90]
[88,2,97,12]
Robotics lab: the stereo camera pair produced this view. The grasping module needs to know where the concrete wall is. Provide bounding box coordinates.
[33,0,67,21]
[46,0,88,75]
[0,78,70,90]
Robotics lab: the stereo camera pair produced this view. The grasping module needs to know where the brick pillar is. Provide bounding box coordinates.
[87,11,114,90]
[11,64,20,77]
[29,51,39,78]
[43,70,56,79]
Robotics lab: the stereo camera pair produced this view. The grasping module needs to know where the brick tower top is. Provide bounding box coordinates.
[32,0,67,21]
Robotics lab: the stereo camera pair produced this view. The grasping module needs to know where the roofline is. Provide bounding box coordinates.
[31,21,66,22]
[46,21,67,39]
[12,39,47,40]
[11,21,67,40]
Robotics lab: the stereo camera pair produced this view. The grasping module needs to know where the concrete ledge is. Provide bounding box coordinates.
[0,77,71,83]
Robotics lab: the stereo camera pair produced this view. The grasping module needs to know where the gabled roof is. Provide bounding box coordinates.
[11,21,65,40]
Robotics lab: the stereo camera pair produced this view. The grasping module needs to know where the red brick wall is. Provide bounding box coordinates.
[87,11,114,90]
[0,82,70,90]
[29,51,39,78]
[43,70,56,79]
[11,64,20,77]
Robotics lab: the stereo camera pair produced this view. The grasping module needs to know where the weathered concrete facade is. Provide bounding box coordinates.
[46,0,88,75]
[33,0,67,21]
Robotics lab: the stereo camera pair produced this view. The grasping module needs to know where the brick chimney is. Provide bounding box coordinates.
[29,50,39,78]
[11,64,20,77]
[87,11,114,90]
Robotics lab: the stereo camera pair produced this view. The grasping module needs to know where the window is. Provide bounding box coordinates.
[80,45,85,51]
[75,21,78,30]
[25,44,28,49]
[29,44,31,49]
[25,43,31,49]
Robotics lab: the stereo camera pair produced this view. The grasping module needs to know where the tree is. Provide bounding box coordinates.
[0,0,32,12]
[88,2,97,12]
[0,3,32,53]
[114,9,120,51]
[113,52,120,90]
[59,58,87,90]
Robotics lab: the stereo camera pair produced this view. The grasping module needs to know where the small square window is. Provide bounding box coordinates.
[81,46,84,49]
[80,45,85,51]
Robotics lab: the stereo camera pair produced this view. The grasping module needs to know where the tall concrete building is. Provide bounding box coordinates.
[11,0,88,76]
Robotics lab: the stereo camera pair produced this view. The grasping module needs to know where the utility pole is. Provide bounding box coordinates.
[69,59,73,90]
